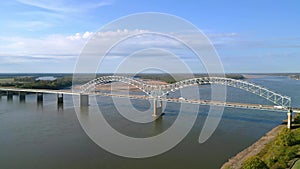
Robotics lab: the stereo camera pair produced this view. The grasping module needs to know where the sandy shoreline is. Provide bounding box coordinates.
[242,74,268,79]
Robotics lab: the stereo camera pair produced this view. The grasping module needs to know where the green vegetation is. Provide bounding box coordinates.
[17,77,72,89]
[241,116,300,169]
[292,160,300,169]
[294,115,300,124]
[242,156,268,169]
[225,74,245,79]
[0,76,72,90]
[259,129,298,168]
[275,128,296,146]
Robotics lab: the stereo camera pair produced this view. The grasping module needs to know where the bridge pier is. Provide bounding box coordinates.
[36,93,43,103]
[19,91,26,102]
[153,99,157,116]
[80,94,89,107]
[152,99,163,117]
[57,93,63,105]
[287,109,293,129]
[7,91,13,101]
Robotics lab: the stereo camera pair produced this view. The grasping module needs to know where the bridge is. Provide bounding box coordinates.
[0,76,298,128]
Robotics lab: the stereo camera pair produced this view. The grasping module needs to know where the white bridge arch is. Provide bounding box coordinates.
[80,75,291,108]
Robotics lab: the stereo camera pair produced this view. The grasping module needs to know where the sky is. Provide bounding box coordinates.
[0,0,299,73]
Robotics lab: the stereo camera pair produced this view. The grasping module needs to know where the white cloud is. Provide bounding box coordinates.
[67,31,94,40]
[83,31,94,39]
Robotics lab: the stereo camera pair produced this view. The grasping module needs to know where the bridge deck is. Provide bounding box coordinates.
[0,87,298,112]
[0,87,78,95]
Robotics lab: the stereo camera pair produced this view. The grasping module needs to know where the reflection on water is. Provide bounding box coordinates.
[0,76,299,169]
[37,100,43,111]
[57,103,64,112]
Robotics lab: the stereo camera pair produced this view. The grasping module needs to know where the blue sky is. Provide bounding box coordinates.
[0,0,299,73]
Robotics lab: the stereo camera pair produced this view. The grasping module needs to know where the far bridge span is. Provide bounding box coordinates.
[0,76,298,128]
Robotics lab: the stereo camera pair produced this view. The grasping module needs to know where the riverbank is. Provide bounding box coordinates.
[222,116,300,169]
[221,125,285,169]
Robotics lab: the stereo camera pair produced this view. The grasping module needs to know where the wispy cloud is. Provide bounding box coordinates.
[9,0,113,31]
[0,29,250,65]
[0,29,149,64]
[215,38,300,49]
[16,0,112,13]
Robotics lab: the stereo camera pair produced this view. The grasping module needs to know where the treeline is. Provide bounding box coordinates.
[17,77,72,89]
[225,74,245,79]
[0,76,72,90]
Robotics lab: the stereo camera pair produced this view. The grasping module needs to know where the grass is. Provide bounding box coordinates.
[292,160,300,169]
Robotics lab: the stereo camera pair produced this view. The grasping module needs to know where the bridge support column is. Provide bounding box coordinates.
[19,91,26,102]
[153,99,157,116]
[152,99,162,117]
[57,93,63,104]
[80,94,89,107]
[37,93,43,103]
[7,91,13,101]
[287,109,293,129]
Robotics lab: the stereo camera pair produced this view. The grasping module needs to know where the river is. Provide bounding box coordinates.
[0,76,299,169]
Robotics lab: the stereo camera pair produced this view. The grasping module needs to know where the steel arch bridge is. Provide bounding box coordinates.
[80,76,291,108]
